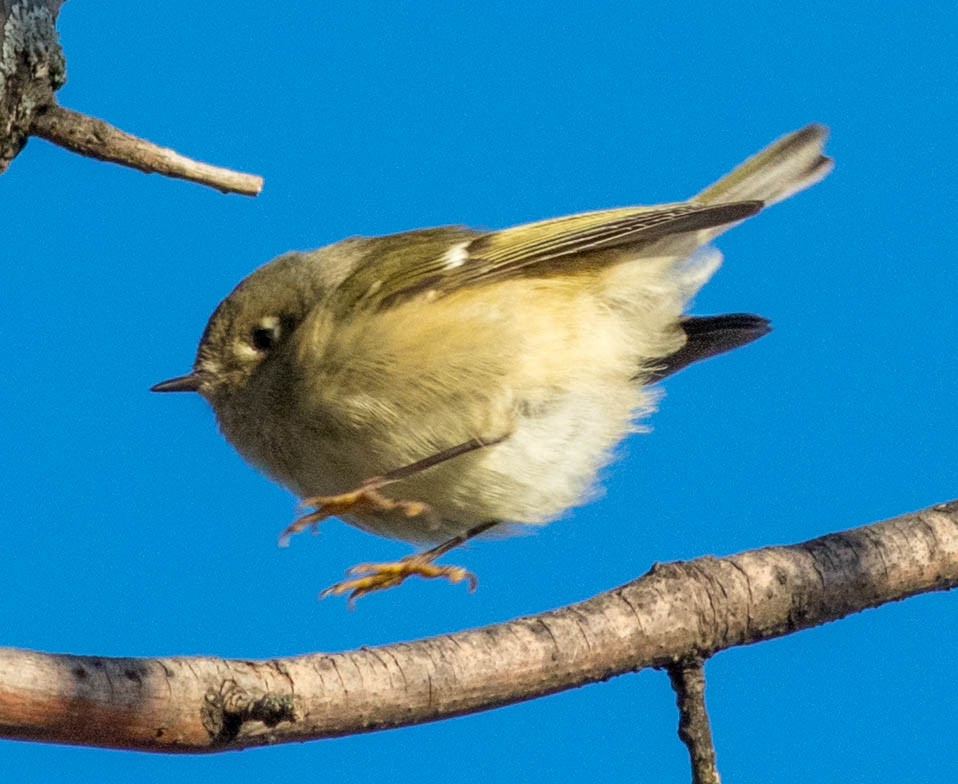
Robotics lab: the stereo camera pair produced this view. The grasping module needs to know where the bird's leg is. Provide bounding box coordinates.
[321,519,501,607]
[277,434,508,545]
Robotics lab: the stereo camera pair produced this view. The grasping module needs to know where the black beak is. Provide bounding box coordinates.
[151,373,201,393]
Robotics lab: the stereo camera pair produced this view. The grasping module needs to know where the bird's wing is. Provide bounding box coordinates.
[333,200,761,314]
[332,124,833,315]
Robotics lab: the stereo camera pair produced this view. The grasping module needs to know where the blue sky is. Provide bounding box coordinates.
[2,2,955,781]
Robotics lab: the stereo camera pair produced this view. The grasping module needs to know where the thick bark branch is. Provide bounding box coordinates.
[0,0,263,194]
[0,499,954,754]
[0,0,66,167]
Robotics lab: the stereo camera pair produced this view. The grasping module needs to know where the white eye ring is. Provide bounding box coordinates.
[249,316,282,353]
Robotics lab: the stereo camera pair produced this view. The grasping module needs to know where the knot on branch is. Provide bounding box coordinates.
[201,679,297,745]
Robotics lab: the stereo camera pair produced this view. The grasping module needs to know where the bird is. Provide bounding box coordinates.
[152,124,832,604]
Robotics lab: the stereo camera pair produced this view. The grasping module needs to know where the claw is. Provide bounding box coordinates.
[320,555,478,607]
[278,486,434,547]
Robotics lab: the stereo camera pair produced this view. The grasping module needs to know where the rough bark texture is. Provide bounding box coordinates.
[0,499,954,754]
[0,0,66,169]
[669,660,720,784]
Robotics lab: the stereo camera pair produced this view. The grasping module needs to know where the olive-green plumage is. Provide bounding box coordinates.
[154,125,831,546]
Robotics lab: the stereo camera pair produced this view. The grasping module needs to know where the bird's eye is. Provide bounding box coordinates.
[249,317,282,353]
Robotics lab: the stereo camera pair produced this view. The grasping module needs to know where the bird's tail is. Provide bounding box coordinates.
[644,313,771,382]
[694,124,833,208]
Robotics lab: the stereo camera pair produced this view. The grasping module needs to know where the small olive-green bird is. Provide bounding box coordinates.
[153,125,831,603]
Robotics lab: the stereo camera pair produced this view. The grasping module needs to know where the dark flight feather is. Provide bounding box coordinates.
[646,313,771,382]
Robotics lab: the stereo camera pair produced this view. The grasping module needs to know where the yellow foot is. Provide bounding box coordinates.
[320,555,478,607]
[278,486,433,546]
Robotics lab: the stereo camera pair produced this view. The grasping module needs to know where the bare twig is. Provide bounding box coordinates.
[30,103,263,195]
[668,658,720,784]
[0,499,954,755]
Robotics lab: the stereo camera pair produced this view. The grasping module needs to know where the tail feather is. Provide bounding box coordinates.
[694,124,833,208]
[645,313,771,382]
[637,127,827,381]
[640,124,831,267]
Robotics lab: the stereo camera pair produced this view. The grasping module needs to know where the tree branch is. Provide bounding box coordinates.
[0,499,954,754]
[668,659,720,784]
[0,0,263,195]
[30,104,264,195]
